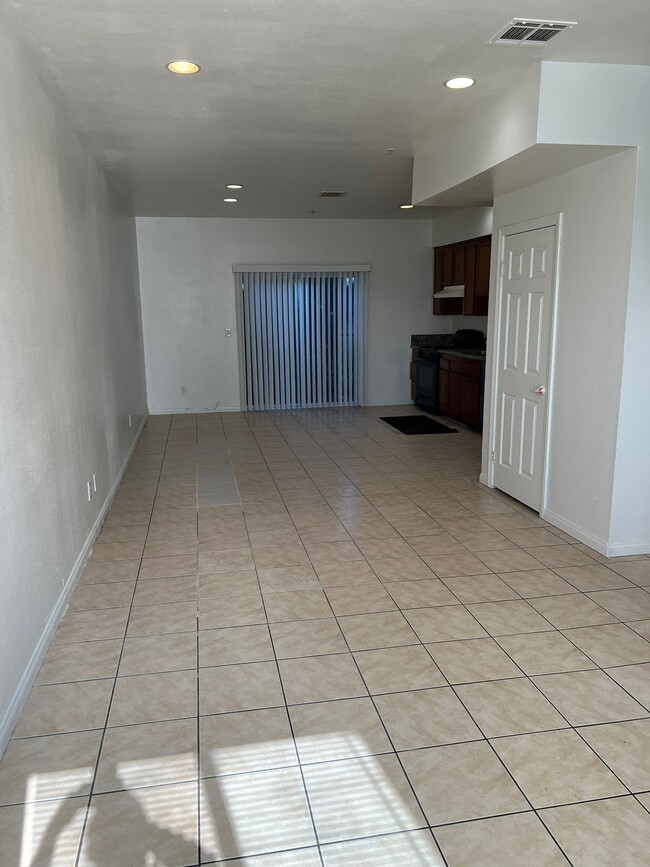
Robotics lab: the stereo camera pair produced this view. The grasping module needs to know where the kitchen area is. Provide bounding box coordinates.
[410,232,492,431]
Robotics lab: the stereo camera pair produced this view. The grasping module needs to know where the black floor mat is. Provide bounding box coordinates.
[380,415,457,435]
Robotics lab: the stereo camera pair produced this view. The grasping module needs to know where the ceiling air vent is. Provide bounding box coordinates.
[318,191,348,198]
[489,19,576,46]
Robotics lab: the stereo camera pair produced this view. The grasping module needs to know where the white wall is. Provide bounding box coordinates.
[483,150,638,549]
[0,22,147,749]
[136,217,440,411]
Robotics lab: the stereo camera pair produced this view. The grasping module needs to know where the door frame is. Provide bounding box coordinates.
[483,213,562,515]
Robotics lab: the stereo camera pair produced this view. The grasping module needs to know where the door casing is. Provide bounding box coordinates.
[484,213,562,514]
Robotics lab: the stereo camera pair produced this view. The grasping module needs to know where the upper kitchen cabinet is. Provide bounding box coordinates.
[433,234,492,316]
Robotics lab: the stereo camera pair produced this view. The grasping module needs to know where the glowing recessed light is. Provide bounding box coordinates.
[400,204,414,210]
[444,76,475,89]
[224,197,238,203]
[226,184,243,190]
[166,60,201,75]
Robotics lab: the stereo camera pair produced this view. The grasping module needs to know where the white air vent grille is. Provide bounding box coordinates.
[490,19,576,46]
[318,191,348,198]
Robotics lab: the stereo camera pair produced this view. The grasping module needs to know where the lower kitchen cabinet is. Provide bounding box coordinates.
[437,354,483,429]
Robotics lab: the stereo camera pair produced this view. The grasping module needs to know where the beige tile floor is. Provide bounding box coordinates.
[2,406,650,866]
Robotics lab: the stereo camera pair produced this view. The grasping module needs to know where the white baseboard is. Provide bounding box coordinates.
[605,540,650,557]
[540,508,610,557]
[479,473,492,487]
[0,416,147,757]
[148,406,241,414]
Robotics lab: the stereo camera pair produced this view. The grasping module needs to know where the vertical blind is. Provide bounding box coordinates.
[234,268,368,410]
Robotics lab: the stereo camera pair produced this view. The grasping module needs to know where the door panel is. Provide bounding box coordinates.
[493,225,556,510]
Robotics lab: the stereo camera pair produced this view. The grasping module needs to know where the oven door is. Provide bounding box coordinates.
[415,353,439,411]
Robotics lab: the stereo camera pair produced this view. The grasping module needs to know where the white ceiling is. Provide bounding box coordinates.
[4,0,649,217]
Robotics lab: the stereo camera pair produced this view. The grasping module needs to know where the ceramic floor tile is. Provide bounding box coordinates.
[278,653,367,704]
[126,601,198,636]
[405,605,487,642]
[314,560,379,586]
[262,588,333,622]
[199,549,254,575]
[0,731,101,806]
[532,670,649,725]
[257,565,321,592]
[337,611,418,651]
[95,719,198,792]
[80,559,140,585]
[199,707,297,777]
[198,571,260,598]
[199,594,266,629]
[199,625,274,666]
[555,564,635,592]
[119,632,198,675]
[466,600,554,636]
[303,753,425,843]
[353,645,446,694]
[427,637,523,684]
[79,782,198,866]
[400,740,528,826]
[434,813,569,867]
[253,544,310,569]
[491,728,625,807]
[199,661,283,714]
[200,767,316,860]
[324,584,397,615]
[132,575,197,606]
[578,719,650,792]
[289,697,393,763]
[500,569,578,598]
[139,554,197,580]
[562,623,650,666]
[608,559,650,585]
[109,670,197,726]
[422,552,491,578]
[475,549,542,573]
[14,680,113,737]
[455,678,569,737]
[0,797,88,867]
[382,579,459,609]
[529,594,617,629]
[53,608,130,644]
[605,663,650,709]
[36,640,122,685]
[270,618,347,658]
[368,558,435,582]
[442,574,521,603]
[526,546,595,569]
[68,581,135,612]
[539,797,650,867]
[496,632,596,676]
[321,830,444,867]
[375,687,482,749]
[587,587,650,622]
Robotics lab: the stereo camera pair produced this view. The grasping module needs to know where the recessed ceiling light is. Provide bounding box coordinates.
[444,76,475,89]
[226,184,243,190]
[400,204,414,210]
[224,197,238,203]
[166,60,201,75]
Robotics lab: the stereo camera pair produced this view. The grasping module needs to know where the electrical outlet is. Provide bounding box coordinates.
[128,414,132,427]
[86,481,92,502]
[92,474,97,493]
[225,328,232,338]
[181,386,188,396]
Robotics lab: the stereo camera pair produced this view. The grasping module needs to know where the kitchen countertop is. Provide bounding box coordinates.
[437,349,486,361]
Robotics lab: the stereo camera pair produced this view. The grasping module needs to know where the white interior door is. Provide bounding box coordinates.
[493,224,557,510]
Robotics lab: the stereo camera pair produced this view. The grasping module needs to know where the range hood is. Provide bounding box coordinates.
[434,284,465,299]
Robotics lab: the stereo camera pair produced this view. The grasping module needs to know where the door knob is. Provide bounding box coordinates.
[533,386,546,396]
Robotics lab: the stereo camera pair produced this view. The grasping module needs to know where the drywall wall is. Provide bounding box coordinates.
[0,21,147,749]
[483,149,638,550]
[136,217,439,411]
[537,62,650,553]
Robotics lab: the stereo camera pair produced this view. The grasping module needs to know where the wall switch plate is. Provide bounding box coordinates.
[128,414,132,427]
[86,481,92,502]
[181,386,188,396]
[225,328,232,338]
[92,474,97,492]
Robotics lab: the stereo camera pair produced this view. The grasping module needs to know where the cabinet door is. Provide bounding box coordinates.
[441,248,454,285]
[463,242,477,316]
[461,376,480,427]
[452,245,465,284]
[473,238,491,315]
[449,372,464,417]
[437,367,450,413]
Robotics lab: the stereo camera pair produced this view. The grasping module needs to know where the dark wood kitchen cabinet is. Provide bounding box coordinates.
[437,353,483,429]
[433,234,492,317]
